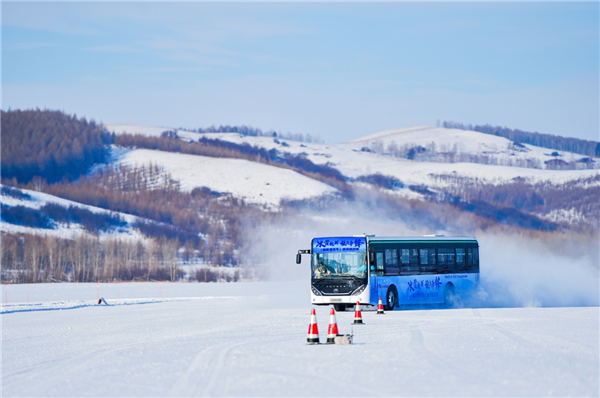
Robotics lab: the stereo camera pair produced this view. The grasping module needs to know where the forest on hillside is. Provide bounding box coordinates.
[186,124,323,143]
[1,109,598,284]
[1,109,111,184]
[442,120,600,157]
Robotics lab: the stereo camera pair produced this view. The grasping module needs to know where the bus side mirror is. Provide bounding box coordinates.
[369,252,375,264]
[296,253,302,264]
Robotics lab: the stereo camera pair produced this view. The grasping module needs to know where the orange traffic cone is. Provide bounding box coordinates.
[377,296,385,314]
[353,301,364,324]
[326,308,339,343]
[307,308,320,344]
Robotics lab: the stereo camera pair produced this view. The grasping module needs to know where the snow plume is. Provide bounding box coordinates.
[468,233,600,308]
[241,194,427,282]
[243,191,599,309]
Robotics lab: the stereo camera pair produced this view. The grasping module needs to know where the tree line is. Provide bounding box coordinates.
[1,109,111,184]
[38,164,249,266]
[442,120,600,158]
[429,173,599,232]
[365,140,597,170]
[183,124,323,143]
[1,232,183,283]
[1,201,127,233]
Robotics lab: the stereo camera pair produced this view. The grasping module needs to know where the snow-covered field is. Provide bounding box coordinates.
[2,281,598,397]
[346,126,592,166]
[0,185,144,242]
[115,148,337,207]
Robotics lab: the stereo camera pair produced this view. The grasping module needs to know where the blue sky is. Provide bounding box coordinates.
[2,2,598,142]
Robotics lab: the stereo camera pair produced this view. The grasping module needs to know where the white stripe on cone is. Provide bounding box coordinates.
[326,308,339,343]
[307,308,320,344]
[377,296,385,314]
[353,301,364,324]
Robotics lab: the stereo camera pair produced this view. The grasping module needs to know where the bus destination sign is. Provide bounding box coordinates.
[312,237,366,253]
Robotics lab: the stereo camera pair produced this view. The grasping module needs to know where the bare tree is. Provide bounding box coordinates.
[31,176,47,192]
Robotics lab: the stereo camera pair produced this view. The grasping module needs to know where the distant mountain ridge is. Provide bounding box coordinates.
[442,120,599,158]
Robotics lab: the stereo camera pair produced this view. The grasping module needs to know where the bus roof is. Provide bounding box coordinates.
[367,236,477,243]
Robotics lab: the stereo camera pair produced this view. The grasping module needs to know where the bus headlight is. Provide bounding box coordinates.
[352,285,366,296]
[311,286,322,296]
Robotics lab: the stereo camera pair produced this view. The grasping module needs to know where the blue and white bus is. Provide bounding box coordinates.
[296,235,479,311]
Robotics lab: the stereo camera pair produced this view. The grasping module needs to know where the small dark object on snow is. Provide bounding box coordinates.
[334,334,353,345]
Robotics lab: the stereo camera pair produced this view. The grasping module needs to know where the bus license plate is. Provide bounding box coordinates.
[330,298,342,302]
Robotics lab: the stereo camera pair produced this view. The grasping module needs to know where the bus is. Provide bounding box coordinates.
[296,235,479,311]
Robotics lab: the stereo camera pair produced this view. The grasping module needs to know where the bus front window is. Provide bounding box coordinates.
[311,252,367,279]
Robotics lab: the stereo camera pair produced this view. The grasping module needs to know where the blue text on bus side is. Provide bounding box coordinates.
[407,276,442,293]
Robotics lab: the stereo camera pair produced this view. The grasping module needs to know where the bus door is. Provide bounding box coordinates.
[369,249,385,303]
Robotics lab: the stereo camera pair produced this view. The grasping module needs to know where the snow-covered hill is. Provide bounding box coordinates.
[114,148,338,208]
[104,124,599,227]
[346,126,593,167]
[107,124,599,191]
[0,185,143,241]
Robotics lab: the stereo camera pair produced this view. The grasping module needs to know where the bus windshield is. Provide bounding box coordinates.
[311,252,367,279]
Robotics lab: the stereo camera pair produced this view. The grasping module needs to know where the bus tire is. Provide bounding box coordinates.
[444,283,455,306]
[385,286,398,311]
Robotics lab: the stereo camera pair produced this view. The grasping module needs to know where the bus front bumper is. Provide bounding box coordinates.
[311,290,371,306]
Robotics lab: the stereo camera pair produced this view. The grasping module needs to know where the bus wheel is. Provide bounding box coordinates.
[444,283,455,306]
[333,304,346,312]
[385,287,398,311]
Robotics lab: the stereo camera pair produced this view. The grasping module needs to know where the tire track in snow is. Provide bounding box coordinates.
[2,340,152,394]
[168,341,243,397]
[408,324,495,385]
[473,308,535,347]
[485,323,535,347]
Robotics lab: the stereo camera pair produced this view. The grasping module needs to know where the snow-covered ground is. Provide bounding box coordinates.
[2,281,598,397]
[0,185,144,242]
[115,148,338,208]
[346,126,593,165]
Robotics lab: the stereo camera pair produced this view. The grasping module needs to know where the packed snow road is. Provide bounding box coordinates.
[1,282,598,397]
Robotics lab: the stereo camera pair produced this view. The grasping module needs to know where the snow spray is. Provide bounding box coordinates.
[96,280,99,301]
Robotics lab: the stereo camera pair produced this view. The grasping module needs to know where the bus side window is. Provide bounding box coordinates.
[401,249,409,265]
[385,249,397,266]
[376,252,384,274]
[400,248,418,275]
[409,248,419,274]
[456,248,465,269]
[466,247,479,273]
[385,249,399,275]
[420,248,435,274]
[428,249,436,267]
[437,248,448,273]
[409,249,418,265]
